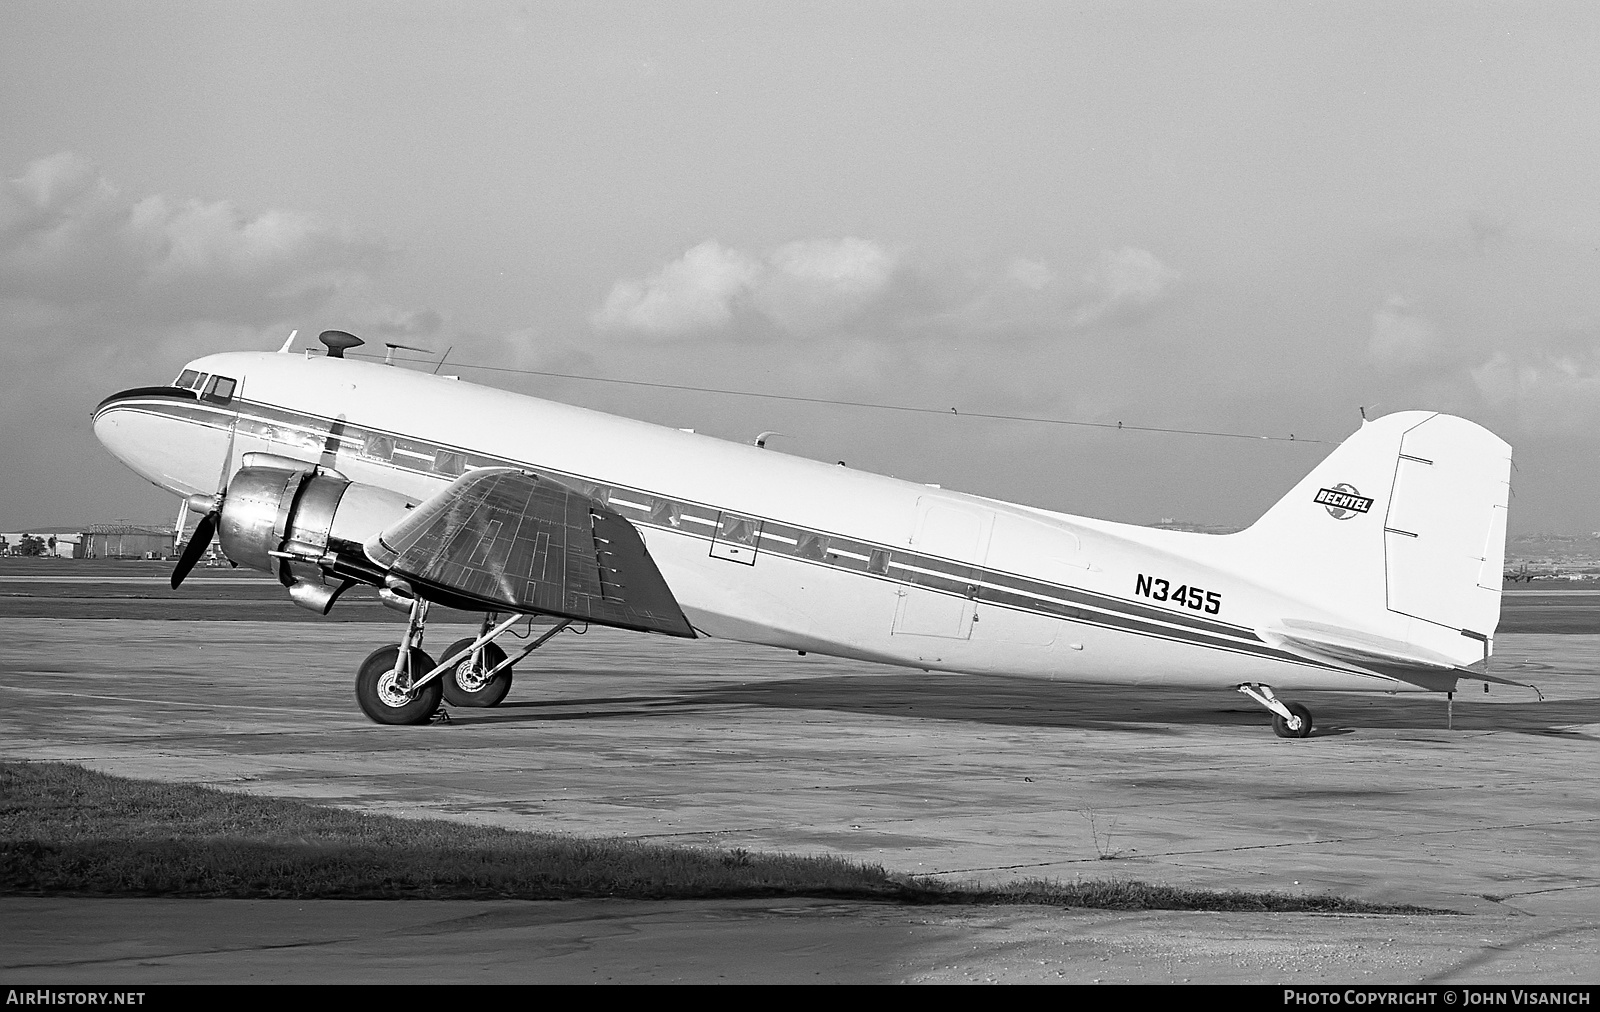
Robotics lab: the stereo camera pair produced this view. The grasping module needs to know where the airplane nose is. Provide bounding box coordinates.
[93,386,228,497]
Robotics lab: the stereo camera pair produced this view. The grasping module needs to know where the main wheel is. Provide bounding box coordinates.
[355,646,442,725]
[439,638,513,707]
[1272,702,1314,739]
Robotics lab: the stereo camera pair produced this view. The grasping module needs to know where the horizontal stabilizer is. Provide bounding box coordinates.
[1260,620,1544,697]
[1260,619,1460,672]
[366,468,694,637]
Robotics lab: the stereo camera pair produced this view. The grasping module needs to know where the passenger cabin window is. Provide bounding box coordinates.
[796,532,829,561]
[201,375,237,404]
[650,499,682,528]
[719,515,758,547]
[175,369,200,389]
[362,434,394,461]
[432,449,465,476]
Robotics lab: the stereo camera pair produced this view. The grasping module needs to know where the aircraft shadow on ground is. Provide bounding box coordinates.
[452,672,1199,733]
[451,670,1600,740]
[438,669,1587,739]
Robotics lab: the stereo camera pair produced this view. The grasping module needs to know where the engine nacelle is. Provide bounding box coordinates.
[216,465,416,610]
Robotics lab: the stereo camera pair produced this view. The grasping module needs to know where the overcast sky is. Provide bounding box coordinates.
[3,1,1598,533]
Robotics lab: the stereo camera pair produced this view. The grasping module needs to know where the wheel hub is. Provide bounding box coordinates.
[454,656,490,692]
[376,668,416,708]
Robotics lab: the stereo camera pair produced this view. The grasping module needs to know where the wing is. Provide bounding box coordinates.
[364,467,695,637]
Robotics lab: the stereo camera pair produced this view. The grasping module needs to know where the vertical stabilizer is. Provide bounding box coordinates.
[1229,411,1511,666]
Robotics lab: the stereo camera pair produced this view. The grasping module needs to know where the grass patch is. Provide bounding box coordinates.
[0,762,1446,913]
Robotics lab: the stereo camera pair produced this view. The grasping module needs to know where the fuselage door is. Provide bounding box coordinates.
[891,498,991,639]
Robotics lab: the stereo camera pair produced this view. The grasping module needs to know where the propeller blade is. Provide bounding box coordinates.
[171,511,218,590]
[174,405,239,591]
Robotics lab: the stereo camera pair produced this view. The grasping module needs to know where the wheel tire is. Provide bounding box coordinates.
[439,638,513,708]
[1271,702,1314,739]
[355,645,442,725]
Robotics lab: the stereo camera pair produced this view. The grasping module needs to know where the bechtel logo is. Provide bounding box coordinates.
[1314,484,1372,519]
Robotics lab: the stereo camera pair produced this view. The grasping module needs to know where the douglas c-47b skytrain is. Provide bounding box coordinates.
[93,330,1522,737]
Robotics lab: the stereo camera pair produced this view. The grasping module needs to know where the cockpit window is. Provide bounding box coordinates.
[201,375,237,404]
[175,369,200,389]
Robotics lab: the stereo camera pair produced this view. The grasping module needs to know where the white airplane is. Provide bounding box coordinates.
[93,330,1520,737]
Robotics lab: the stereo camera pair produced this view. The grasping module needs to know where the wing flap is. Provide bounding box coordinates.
[366,468,694,637]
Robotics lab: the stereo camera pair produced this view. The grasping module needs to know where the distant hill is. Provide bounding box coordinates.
[1506,533,1600,569]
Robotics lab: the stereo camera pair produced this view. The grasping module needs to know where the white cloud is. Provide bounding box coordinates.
[1071,247,1180,327]
[592,237,899,340]
[0,152,383,324]
[1469,344,1600,434]
[1005,258,1056,291]
[592,240,1178,344]
[1367,295,1442,370]
[591,240,761,338]
[498,326,596,375]
[0,151,446,453]
[749,237,899,334]
[0,152,112,241]
[1469,351,1527,408]
[343,305,444,339]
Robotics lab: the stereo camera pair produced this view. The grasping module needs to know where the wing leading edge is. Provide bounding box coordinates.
[365,468,695,637]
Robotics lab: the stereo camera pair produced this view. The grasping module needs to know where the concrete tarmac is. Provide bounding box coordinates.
[2,615,1598,983]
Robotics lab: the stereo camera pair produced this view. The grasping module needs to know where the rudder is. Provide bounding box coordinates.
[1383,414,1511,638]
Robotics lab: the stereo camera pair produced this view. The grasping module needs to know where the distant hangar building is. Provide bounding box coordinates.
[81,524,175,559]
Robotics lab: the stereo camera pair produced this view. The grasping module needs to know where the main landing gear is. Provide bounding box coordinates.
[354,597,573,725]
[440,637,512,708]
[1236,683,1314,739]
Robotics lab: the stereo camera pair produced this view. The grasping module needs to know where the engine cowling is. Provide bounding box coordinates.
[214,463,416,612]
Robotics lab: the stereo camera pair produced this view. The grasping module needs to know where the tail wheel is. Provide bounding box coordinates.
[355,646,441,725]
[1272,702,1314,739]
[440,638,513,708]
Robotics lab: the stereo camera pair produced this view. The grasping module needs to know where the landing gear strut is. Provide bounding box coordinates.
[1236,683,1314,739]
[356,597,440,725]
[354,596,574,725]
